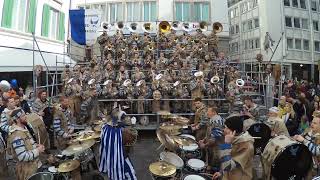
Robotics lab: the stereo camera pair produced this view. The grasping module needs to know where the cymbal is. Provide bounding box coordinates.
[172,116,190,125]
[159,124,182,136]
[93,120,106,125]
[58,160,80,173]
[158,111,171,118]
[62,139,95,156]
[171,136,196,146]
[149,161,176,177]
[74,131,100,142]
[156,129,177,152]
[94,124,103,132]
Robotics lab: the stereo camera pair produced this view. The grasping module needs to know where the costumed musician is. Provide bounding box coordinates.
[80,85,99,124]
[281,102,299,136]
[0,96,16,134]
[99,106,137,180]
[133,80,151,123]
[207,76,223,106]
[191,97,208,141]
[116,65,129,84]
[218,115,254,180]
[190,71,206,111]
[242,96,260,120]
[53,96,74,150]
[294,111,320,177]
[266,107,289,137]
[278,95,287,118]
[171,81,189,113]
[101,80,118,115]
[32,89,49,118]
[198,105,224,174]
[7,108,45,180]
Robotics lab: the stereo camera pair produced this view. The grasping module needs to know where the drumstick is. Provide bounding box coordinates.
[252,137,262,139]
[37,131,41,144]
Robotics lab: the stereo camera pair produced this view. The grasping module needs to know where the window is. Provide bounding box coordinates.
[284,0,290,6]
[285,17,292,27]
[253,0,258,7]
[295,39,302,49]
[313,20,319,31]
[127,2,140,21]
[241,2,248,13]
[249,39,254,49]
[255,38,260,48]
[175,2,191,21]
[1,0,37,33]
[294,18,300,28]
[109,3,123,23]
[194,2,210,21]
[234,7,239,17]
[301,19,308,29]
[242,22,247,31]
[287,38,293,49]
[143,1,156,21]
[315,41,320,52]
[300,0,306,9]
[235,24,239,33]
[254,18,259,28]
[292,0,299,7]
[230,10,234,19]
[92,4,106,22]
[230,26,235,35]
[311,1,317,11]
[245,40,248,50]
[248,20,253,30]
[41,4,65,41]
[303,39,309,50]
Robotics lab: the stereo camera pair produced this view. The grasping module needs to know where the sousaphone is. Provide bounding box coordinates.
[199,21,208,32]
[159,21,171,33]
[213,22,223,34]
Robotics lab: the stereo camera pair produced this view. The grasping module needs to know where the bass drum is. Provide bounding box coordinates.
[27,172,54,180]
[247,122,271,154]
[262,135,312,180]
[26,113,50,149]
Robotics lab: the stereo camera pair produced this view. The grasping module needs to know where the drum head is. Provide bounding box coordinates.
[271,144,312,179]
[247,123,271,154]
[184,175,205,180]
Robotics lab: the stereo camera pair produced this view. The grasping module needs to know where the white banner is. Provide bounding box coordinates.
[85,9,101,46]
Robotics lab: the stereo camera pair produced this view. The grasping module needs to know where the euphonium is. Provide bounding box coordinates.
[159,21,171,33]
[212,22,223,34]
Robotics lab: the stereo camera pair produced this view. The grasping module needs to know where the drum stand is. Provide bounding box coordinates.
[256,148,266,180]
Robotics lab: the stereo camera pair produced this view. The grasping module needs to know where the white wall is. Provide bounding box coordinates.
[0,0,73,72]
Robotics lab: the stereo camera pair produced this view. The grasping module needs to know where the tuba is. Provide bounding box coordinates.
[236,79,245,87]
[159,21,171,33]
[129,22,138,32]
[101,22,110,31]
[116,21,124,30]
[212,22,223,34]
[171,21,181,31]
[199,21,208,32]
[182,22,191,32]
[143,23,152,33]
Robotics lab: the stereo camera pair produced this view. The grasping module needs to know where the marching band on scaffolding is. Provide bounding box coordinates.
[0,20,319,180]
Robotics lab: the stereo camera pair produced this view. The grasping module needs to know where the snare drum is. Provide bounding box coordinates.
[180,143,201,160]
[186,159,205,173]
[247,122,271,154]
[159,151,184,169]
[27,172,54,180]
[27,113,50,149]
[262,135,312,180]
[179,134,196,140]
[183,174,206,180]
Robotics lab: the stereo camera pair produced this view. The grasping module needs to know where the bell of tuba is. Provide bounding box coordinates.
[129,22,138,32]
[101,22,110,31]
[159,21,171,33]
[171,21,181,31]
[212,22,223,34]
[116,21,124,30]
[182,22,191,32]
[199,21,208,32]
[143,23,152,33]
[236,79,245,87]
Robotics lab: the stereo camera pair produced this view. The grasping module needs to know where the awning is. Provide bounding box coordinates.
[0,45,76,72]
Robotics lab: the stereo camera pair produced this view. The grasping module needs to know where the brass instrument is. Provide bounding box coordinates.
[116,21,124,30]
[143,23,152,33]
[129,22,138,32]
[199,21,208,32]
[101,22,110,31]
[213,22,223,34]
[159,21,171,33]
[171,21,180,31]
[182,22,191,32]
[236,79,245,87]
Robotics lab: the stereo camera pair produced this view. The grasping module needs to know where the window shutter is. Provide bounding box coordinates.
[58,12,65,41]
[41,4,51,37]
[27,0,37,33]
[1,0,14,28]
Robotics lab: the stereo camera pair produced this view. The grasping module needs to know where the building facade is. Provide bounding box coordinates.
[70,0,230,61]
[0,0,72,73]
[228,0,320,81]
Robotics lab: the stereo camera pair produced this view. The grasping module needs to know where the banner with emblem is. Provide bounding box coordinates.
[69,9,101,45]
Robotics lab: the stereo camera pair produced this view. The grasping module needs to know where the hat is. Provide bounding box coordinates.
[123,79,131,87]
[269,107,279,113]
[103,80,111,86]
[194,71,203,77]
[225,115,244,134]
[155,74,163,80]
[88,78,95,85]
[173,81,180,87]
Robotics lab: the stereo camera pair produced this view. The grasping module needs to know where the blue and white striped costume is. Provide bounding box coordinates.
[53,107,74,138]
[99,124,137,180]
[0,108,11,133]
